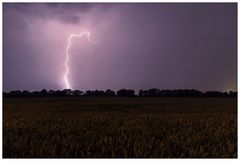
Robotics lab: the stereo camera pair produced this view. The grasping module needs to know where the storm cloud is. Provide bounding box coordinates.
[3,3,237,92]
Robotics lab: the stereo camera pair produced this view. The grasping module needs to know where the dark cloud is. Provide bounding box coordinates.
[3,3,114,24]
[3,3,237,92]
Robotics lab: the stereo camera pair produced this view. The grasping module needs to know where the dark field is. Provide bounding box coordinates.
[3,97,237,158]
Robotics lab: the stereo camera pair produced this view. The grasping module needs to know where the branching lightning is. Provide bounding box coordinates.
[64,31,100,89]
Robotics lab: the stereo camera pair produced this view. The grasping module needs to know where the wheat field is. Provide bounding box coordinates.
[3,97,237,158]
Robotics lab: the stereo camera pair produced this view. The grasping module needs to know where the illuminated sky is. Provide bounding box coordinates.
[3,3,237,92]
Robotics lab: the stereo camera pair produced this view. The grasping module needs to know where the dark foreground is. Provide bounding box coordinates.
[3,97,237,158]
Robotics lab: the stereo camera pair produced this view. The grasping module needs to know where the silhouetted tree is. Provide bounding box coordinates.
[117,89,135,97]
[9,90,21,97]
[105,89,115,96]
[40,89,48,96]
[229,91,237,97]
[3,88,236,97]
[32,91,40,97]
[63,89,73,96]
[85,90,93,96]
[22,90,30,97]
[73,90,84,96]
[139,88,161,97]
[205,91,224,97]
[48,90,56,96]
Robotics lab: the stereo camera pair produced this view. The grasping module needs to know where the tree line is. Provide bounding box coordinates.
[3,88,237,97]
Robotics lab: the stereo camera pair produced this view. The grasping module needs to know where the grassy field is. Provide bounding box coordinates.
[3,97,237,158]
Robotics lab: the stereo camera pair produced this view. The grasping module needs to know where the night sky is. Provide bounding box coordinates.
[3,3,237,92]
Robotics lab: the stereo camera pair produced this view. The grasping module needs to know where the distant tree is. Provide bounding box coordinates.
[139,89,144,96]
[48,90,56,96]
[32,91,40,97]
[85,90,93,96]
[63,89,73,96]
[189,89,203,97]
[229,91,237,97]
[139,89,161,97]
[3,88,235,97]
[117,89,135,97]
[205,91,224,97]
[22,90,30,97]
[73,90,84,96]
[40,89,48,96]
[9,90,21,97]
[94,90,105,96]
[55,90,64,96]
[105,89,115,96]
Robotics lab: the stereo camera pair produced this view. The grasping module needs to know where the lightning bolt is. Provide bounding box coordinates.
[64,31,100,89]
